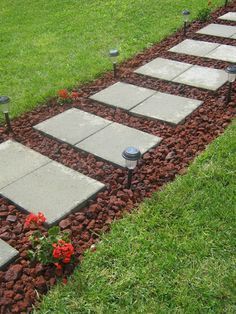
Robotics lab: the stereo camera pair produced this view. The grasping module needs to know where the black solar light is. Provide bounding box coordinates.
[109,49,119,78]
[122,147,141,189]
[225,65,236,104]
[182,10,190,36]
[0,96,12,132]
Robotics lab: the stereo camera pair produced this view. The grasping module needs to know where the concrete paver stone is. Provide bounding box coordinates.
[0,239,19,270]
[89,82,156,110]
[173,65,228,91]
[196,23,236,38]
[76,123,162,167]
[169,39,219,57]
[134,57,192,81]
[131,92,203,125]
[1,161,105,226]
[219,12,236,22]
[206,44,236,63]
[34,108,111,145]
[0,140,50,189]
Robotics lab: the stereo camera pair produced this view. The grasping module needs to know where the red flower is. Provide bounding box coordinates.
[25,212,46,227]
[71,91,80,99]
[52,240,74,266]
[58,89,69,99]
[54,262,62,270]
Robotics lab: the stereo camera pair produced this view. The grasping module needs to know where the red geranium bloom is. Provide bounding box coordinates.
[54,262,62,270]
[71,91,80,99]
[52,240,74,266]
[25,212,46,227]
[58,89,69,99]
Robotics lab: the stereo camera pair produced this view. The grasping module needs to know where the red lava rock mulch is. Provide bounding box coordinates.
[0,2,236,313]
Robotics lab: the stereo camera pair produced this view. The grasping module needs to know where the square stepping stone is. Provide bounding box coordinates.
[219,12,236,22]
[196,23,236,38]
[0,140,50,189]
[169,39,219,57]
[0,239,19,270]
[173,65,228,91]
[34,108,111,145]
[1,162,105,226]
[131,92,203,125]
[89,82,156,110]
[76,123,162,167]
[206,44,236,63]
[135,57,192,81]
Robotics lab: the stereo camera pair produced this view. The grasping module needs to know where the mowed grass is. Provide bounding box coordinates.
[0,0,224,119]
[37,120,236,313]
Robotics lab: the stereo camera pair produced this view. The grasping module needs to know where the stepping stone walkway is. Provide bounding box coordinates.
[90,83,203,125]
[169,39,236,63]
[196,23,236,38]
[135,57,228,90]
[0,239,19,270]
[0,140,104,226]
[219,12,236,22]
[34,108,162,167]
[1,16,234,271]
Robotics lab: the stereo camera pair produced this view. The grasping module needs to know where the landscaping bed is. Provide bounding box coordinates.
[0,2,235,313]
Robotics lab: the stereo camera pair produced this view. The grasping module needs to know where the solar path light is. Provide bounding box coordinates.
[109,49,119,78]
[225,0,228,7]
[0,96,12,132]
[182,10,190,36]
[122,147,141,189]
[225,65,236,104]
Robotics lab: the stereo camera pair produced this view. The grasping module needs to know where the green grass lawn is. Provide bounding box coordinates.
[37,121,236,313]
[0,0,224,119]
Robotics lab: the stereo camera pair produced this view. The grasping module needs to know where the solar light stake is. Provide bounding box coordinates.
[225,65,236,104]
[109,49,119,78]
[122,147,141,189]
[0,96,12,132]
[225,0,228,7]
[182,10,190,36]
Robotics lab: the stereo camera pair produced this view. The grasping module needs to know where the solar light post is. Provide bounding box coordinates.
[225,65,236,104]
[122,147,141,189]
[225,0,228,7]
[109,49,119,78]
[182,10,190,36]
[0,96,12,132]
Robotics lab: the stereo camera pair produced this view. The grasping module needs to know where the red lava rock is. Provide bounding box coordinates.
[75,212,86,222]
[4,264,23,282]
[3,290,14,299]
[166,151,175,160]
[34,276,47,293]
[6,215,17,222]
[81,231,90,242]
[14,293,23,301]
[59,218,71,229]
[0,232,11,241]
[8,205,16,211]
[0,212,8,217]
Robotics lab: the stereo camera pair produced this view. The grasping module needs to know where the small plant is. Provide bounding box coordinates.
[57,89,81,105]
[196,1,212,22]
[26,212,74,270]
